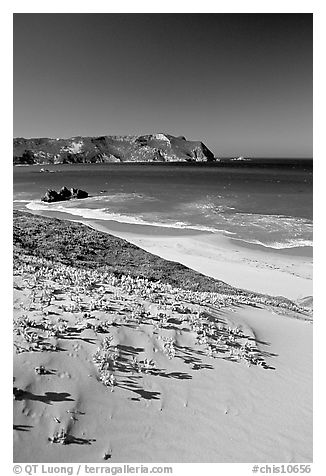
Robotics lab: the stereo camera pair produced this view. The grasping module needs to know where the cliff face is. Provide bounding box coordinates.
[13,133,215,165]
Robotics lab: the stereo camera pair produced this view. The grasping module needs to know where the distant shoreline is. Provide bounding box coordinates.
[13,158,313,167]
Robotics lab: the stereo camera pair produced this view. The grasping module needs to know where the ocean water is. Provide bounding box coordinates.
[13,162,313,252]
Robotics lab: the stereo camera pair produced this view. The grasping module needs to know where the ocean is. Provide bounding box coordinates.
[13,161,313,253]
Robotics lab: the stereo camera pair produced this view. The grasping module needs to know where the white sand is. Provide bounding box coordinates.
[13,256,312,463]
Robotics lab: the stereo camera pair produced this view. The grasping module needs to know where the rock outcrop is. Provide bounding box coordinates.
[13,133,215,165]
[41,190,60,203]
[70,188,88,199]
[59,186,72,200]
[41,187,88,203]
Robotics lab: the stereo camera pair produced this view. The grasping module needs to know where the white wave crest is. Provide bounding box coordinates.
[89,193,158,202]
[232,237,313,249]
[25,200,236,234]
[24,200,312,248]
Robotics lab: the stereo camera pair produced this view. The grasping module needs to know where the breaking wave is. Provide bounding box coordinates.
[25,199,312,250]
[25,200,235,234]
[231,237,313,249]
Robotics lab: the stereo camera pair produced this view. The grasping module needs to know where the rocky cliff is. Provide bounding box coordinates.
[13,133,215,165]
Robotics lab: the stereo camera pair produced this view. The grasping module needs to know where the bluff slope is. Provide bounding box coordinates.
[13,133,215,164]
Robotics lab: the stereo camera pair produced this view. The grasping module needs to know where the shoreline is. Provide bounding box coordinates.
[22,206,313,302]
[21,200,313,257]
[229,237,312,258]
[86,219,313,302]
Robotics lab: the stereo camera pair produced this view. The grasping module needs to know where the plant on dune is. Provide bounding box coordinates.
[23,276,37,289]
[141,358,156,374]
[13,314,36,335]
[129,302,148,324]
[34,342,57,352]
[227,334,236,343]
[101,335,113,350]
[49,428,68,445]
[89,298,99,312]
[62,302,81,313]
[131,357,156,374]
[46,321,69,337]
[231,326,243,337]
[85,321,108,333]
[206,344,218,358]
[110,347,120,365]
[196,333,208,345]
[93,335,120,389]
[34,365,47,375]
[100,372,117,391]
[23,329,40,344]
[171,303,192,314]
[40,290,53,307]
[130,356,141,373]
[158,312,168,328]
[162,337,176,359]
[191,323,202,335]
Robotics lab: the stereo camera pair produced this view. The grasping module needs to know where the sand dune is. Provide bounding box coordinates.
[13,254,312,463]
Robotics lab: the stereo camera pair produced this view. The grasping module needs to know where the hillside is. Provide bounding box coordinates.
[13,133,215,165]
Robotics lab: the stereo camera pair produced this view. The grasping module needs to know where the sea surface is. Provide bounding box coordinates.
[13,161,313,253]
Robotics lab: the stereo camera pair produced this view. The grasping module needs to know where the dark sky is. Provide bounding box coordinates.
[13,13,312,157]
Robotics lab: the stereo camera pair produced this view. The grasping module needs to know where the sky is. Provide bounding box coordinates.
[13,13,312,157]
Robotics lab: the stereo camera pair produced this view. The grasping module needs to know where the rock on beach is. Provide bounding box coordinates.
[41,187,88,203]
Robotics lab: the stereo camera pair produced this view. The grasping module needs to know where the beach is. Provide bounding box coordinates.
[80,218,313,302]
[13,211,313,463]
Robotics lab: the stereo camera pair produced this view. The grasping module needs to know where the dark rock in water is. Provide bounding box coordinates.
[41,189,60,203]
[59,186,72,200]
[40,168,56,173]
[76,189,88,199]
[70,188,88,199]
[41,187,88,202]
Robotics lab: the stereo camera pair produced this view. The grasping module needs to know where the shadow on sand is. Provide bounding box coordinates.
[14,389,74,405]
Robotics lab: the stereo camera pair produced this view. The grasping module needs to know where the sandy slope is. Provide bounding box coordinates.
[82,219,312,302]
[13,258,312,463]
